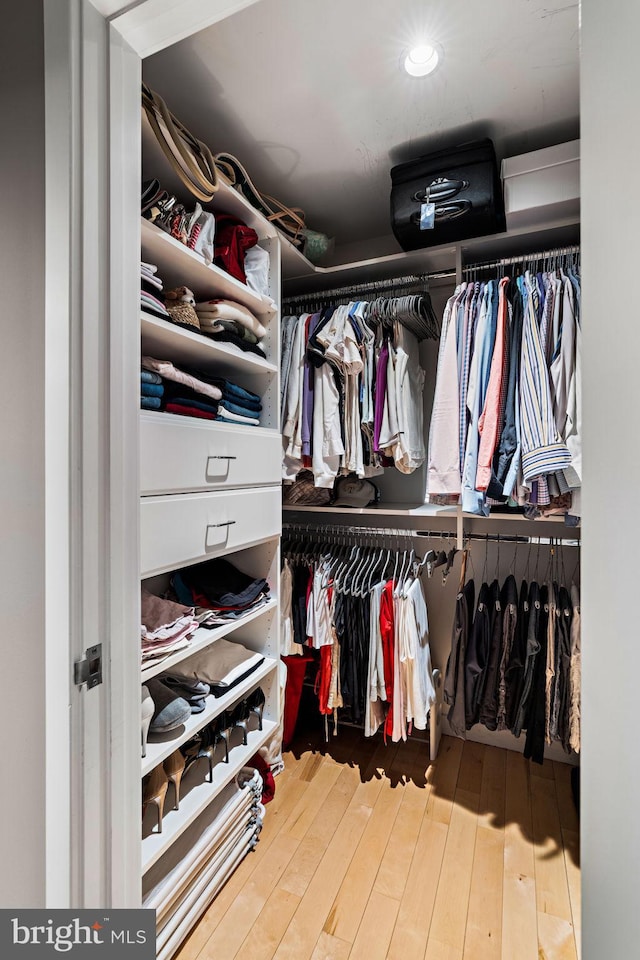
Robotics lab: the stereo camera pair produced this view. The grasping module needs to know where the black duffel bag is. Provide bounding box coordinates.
[390,138,506,251]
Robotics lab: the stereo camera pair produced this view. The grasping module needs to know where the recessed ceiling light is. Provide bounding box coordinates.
[404,43,440,77]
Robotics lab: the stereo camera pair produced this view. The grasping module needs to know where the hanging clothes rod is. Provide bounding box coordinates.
[463,243,580,273]
[282,522,444,539]
[283,521,579,546]
[282,269,456,306]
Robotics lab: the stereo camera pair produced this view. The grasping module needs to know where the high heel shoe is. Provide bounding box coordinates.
[246,688,265,731]
[163,750,186,810]
[181,733,214,783]
[141,685,154,759]
[142,765,169,833]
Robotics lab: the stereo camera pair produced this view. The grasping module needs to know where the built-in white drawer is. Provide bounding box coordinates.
[140,486,282,577]
[140,413,281,494]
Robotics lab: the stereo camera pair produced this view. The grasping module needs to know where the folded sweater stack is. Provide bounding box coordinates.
[140,369,165,411]
[172,557,271,622]
[141,588,199,666]
[195,299,267,359]
[141,261,170,319]
[140,356,262,426]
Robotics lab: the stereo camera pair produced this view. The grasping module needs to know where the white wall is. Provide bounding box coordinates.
[581,1,640,955]
[0,0,47,907]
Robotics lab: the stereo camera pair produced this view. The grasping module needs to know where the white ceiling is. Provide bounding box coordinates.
[144,0,579,260]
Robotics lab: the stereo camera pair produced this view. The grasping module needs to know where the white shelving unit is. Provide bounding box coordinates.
[139,110,283,952]
[141,219,276,318]
[142,720,277,872]
[141,600,278,683]
[142,657,278,776]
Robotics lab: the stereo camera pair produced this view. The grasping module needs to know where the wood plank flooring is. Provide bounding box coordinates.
[176,730,580,960]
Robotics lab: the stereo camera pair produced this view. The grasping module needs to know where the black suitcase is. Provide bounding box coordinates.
[390,138,506,251]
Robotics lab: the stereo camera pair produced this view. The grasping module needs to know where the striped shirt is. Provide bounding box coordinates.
[519,272,571,482]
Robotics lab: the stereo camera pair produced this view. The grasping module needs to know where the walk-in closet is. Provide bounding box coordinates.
[4,2,640,960]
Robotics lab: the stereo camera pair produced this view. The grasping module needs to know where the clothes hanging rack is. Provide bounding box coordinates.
[462,243,580,275]
[283,521,579,547]
[283,522,457,541]
[282,270,456,308]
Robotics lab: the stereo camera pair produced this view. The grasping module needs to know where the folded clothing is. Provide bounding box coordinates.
[220,397,261,421]
[141,396,162,410]
[141,356,222,402]
[171,367,262,410]
[202,329,266,358]
[141,587,196,635]
[165,395,220,416]
[217,405,260,426]
[141,370,162,385]
[163,637,265,696]
[165,402,216,421]
[209,319,259,345]
[195,299,267,339]
[141,382,164,398]
[176,558,269,610]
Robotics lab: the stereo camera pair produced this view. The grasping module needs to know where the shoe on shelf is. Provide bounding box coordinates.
[141,685,154,758]
[142,765,169,833]
[146,678,192,735]
[181,733,214,783]
[163,750,186,810]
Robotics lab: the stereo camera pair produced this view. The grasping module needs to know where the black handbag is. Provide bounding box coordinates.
[390,138,506,251]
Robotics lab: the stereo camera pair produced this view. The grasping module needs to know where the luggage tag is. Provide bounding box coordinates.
[420,187,436,230]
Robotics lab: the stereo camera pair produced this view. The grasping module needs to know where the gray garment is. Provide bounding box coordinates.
[444,579,475,739]
[569,583,581,753]
[496,576,518,731]
[280,315,299,415]
[512,581,541,738]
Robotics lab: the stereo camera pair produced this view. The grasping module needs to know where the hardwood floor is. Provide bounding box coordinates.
[176,730,580,960]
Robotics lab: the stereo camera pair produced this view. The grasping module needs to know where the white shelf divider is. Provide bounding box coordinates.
[142,720,277,873]
[141,598,278,684]
[141,218,276,318]
[142,656,277,777]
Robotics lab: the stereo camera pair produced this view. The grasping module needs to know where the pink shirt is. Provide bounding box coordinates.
[475,277,510,492]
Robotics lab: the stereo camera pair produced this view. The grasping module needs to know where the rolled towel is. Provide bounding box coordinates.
[141,370,162,384]
[141,396,161,410]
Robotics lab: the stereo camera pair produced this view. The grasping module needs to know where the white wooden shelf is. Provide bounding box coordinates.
[141,720,277,873]
[283,502,457,518]
[141,598,278,684]
[138,408,280,439]
[141,312,277,377]
[141,218,276,318]
[142,655,277,776]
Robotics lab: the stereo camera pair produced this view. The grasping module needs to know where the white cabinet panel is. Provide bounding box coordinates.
[140,414,281,494]
[140,487,281,576]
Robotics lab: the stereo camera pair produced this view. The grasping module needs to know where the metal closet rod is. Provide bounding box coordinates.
[282,270,455,306]
[463,243,581,273]
[282,522,452,540]
[283,521,579,546]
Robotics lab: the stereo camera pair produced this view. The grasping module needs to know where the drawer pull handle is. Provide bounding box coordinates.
[208,455,237,460]
[208,520,236,528]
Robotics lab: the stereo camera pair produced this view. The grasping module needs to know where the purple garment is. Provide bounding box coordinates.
[374,339,390,452]
[301,313,322,459]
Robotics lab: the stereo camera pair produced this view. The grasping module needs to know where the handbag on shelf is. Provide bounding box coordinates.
[214,152,307,247]
[214,214,259,285]
[142,83,219,203]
